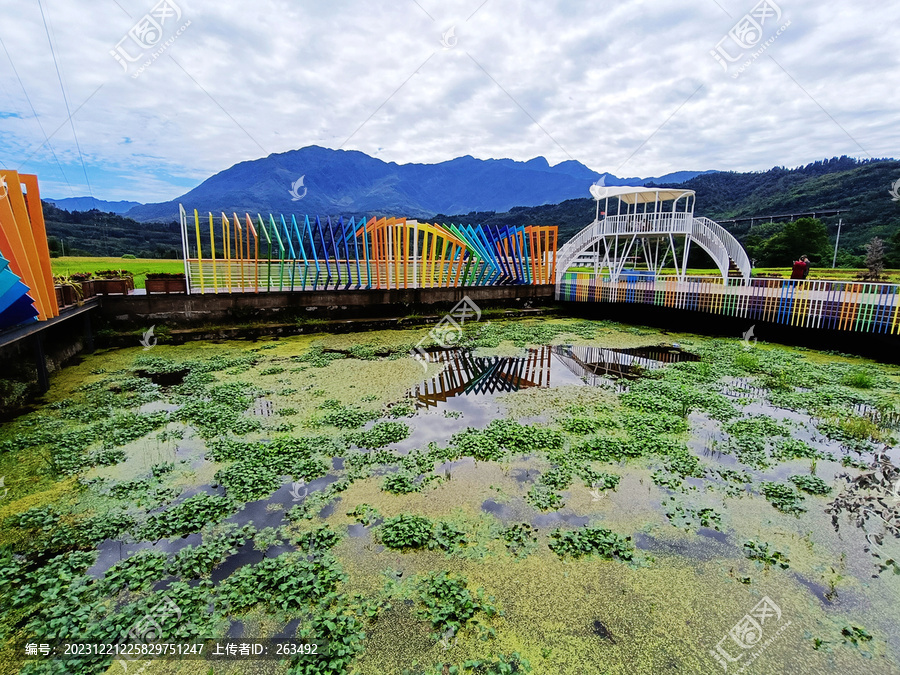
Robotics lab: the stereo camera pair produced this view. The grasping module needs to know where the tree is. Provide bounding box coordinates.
[759,218,830,267]
[860,237,886,280]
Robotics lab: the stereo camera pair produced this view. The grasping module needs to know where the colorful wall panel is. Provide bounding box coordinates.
[179,206,557,293]
[0,172,57,328]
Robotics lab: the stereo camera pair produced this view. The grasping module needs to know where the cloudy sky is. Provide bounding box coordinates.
[1,0,897,203]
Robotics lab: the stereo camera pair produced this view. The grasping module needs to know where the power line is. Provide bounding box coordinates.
[36,0,107,251]
[0,31,75,197]
[718,209,845,226]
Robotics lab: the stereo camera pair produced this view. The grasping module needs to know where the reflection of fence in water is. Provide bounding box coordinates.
[413,347,552,408]
[550,345,693,388]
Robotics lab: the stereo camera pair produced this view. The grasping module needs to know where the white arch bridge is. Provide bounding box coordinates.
[555,185,751,283]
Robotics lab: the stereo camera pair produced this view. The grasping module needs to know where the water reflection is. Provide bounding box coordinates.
[410,344,700,408]
[413,347,553,408]
[552,345,699,388]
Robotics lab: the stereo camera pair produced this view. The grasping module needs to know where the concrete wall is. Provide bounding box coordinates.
[99,285,557,326]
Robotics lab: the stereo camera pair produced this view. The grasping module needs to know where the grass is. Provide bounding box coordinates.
[51,257,184,289]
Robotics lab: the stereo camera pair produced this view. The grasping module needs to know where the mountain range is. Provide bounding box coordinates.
[90,146,712,222]
[44,197,142,215]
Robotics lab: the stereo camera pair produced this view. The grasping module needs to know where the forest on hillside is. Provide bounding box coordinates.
[436,157,900,267]
[42,202,182,258]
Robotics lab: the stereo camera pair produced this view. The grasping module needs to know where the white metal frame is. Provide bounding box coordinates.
[557,187,751,283]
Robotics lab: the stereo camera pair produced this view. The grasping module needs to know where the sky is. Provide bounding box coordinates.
[0,0,897,204]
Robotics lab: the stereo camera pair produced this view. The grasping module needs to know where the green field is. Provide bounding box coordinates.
[51,257,184,289]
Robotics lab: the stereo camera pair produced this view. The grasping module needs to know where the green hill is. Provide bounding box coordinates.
[435,157,900,266]
[42,202,182,259]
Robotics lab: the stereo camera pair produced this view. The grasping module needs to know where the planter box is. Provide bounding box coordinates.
[93,277,134,295]
[80,280,95,299]
[54,284,80,307]
[146,277,187,294]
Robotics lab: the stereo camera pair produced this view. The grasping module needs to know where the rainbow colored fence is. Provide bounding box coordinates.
[179,207,557,293]
[557,274,900,335]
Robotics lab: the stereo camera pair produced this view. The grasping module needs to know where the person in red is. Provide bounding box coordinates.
[790,255,810,280]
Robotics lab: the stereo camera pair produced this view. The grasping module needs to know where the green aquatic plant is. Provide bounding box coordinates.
[321,405,380,429]
[218,551,345,613]
[560,417,604,434]
[348,421,411,448]
[141,493,237,540]
[168,523,257,578]
[413,571,500,642]
[743,540,790,569]
[548,526,633,560]
[348,504,382,526]
[789,475,831,495]
[524,484,564,512]
[99,550,170,594]
[664,499,722,531]
[451,420,563,462]
[578,468,620,490]
[383,471,424,495]
[214,461,281,502]
[386,400,417,418]
[760,482,807,515]
[575,435,636,463]
[294,524,341,554]
[840,369,876,389]
[500,523,538,557]
[293,344,347,368]
[538,466,573,490]
[380,514,434,550]
[841,625,874,646]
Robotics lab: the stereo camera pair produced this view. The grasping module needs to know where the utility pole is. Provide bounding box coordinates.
[832,218,843,268]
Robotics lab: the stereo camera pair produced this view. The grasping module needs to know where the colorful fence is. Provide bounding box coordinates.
[179,206,557,293]
[557,274,900,335]
[0,172,57,329]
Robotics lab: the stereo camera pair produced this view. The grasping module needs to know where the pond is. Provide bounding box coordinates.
[0,317,899,674]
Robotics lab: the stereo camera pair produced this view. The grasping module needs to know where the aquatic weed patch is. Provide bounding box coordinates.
[789,475,831,495]
[664,498,723,531]
[378,514,469,553]
[348,421,411,448]
[499,523,538,557]
[412,571,500,643]
[548,526,634,560]
[141,492,237,540]
[760,482,806,515]
[743,540,790,569]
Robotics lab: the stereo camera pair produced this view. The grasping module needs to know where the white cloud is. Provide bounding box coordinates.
[0,0,897,202]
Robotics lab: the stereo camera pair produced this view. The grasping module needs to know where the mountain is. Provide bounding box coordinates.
[436,157,900,265]
[44,197,142,214]
[124,146,711,222]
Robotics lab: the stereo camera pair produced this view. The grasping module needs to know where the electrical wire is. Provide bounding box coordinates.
[36,0,108,251]
[0,31,76,197]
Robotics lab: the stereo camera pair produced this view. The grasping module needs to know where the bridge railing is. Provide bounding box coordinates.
[598,213,692,235]
[557,274,900,334]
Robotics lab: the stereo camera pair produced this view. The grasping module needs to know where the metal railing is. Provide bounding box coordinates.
[556,275,900,334]
[693,216,751,280]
